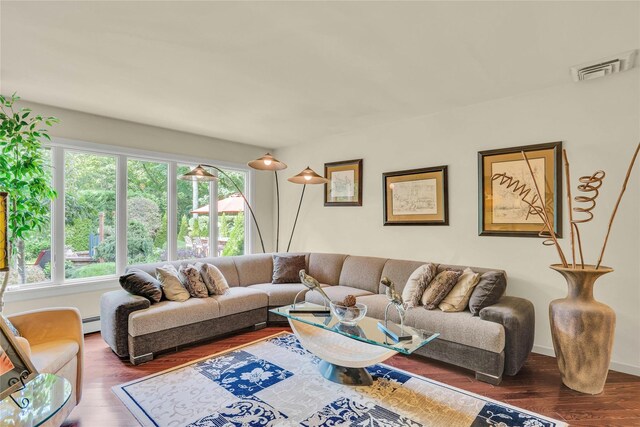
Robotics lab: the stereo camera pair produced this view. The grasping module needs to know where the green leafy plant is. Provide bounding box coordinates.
[222,213,245,256]
[0,93,58,287]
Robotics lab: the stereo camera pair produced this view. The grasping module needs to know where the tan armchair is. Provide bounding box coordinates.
[8,307,84,406]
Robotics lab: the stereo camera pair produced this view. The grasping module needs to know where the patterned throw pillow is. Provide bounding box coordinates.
[197,262,230,295]
[421,270,463,310]
[156,265,190,302]
[179,264,209,298]
[438,267,481,312]
[119,268,163,303]
[272,254,306,284]
[402,263,438,308]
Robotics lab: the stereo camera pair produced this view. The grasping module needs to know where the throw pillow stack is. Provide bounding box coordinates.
[402,264,506,314]
[119,262,230,303]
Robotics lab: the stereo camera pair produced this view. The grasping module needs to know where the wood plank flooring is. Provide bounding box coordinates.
[62,328,640,427]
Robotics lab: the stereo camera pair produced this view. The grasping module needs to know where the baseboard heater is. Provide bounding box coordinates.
[82,316,101,334]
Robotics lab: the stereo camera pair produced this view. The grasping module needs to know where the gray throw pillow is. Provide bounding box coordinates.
[421,270,463,310]
[272,254,306,284]
[119,268,163,303]
[179,264,209,298]
[468,271,507,315]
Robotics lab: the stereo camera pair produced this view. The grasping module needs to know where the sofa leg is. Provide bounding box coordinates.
[475,371,502,385]
[254,322,267,330]
[130,352,154,365]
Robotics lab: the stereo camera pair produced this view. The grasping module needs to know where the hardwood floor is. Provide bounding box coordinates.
[63,328,640,427]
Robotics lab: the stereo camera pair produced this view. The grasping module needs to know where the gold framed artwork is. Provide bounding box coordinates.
[383,166,449,225]
[324,159,363,206]
[0,319,38,401]
[478,141,563,237]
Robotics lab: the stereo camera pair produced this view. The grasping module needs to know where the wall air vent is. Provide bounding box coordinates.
[570,50,637,82]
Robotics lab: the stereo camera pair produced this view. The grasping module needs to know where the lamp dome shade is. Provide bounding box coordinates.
[287,167,329,185]
[247,153,287,171]
[179,165,218,182]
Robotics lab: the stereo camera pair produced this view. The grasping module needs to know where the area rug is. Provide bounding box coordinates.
[113,332,567,427]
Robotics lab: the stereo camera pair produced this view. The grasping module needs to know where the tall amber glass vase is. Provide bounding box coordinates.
[549,264,615,394]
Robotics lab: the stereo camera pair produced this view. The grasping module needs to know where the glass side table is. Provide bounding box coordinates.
[0,373,71,427]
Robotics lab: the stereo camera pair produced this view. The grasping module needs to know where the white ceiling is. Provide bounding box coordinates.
[1,1,638,148]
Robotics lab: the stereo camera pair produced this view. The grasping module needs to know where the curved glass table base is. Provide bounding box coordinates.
[318,360,374,386]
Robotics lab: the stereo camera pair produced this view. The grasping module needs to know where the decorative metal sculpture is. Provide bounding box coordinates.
[379,277,410,341]
[293,269,331,309]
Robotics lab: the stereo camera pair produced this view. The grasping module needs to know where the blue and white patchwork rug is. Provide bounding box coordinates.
[113,332,567,427]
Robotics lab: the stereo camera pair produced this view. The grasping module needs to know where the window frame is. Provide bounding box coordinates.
[6,137,253,294]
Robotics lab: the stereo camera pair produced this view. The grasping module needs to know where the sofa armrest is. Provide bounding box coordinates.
[100,290,150,358]
[8,307,84,402]
[480,296,535,376]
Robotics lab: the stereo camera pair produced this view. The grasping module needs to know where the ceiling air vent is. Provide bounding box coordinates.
[570,50,637,82]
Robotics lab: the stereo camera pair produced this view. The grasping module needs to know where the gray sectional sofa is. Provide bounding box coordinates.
[100,253,535,385]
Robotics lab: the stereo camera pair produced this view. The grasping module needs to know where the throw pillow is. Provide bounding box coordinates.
[179,264,209,298]
[1,314,20,337]
[438,267,481,312]
[421,269,463,310]
[402,263,437,308]
[197,262,230,295]
[272,254,306,284]
[119,268,163,303]
[156,265,190,302]
[468,271,507,315]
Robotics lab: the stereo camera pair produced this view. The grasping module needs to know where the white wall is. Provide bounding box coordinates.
[5,101,275,323]
[275,69,640,375]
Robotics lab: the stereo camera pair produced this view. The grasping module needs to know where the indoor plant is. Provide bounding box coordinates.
[492,142,639,394]
[0,93,58,310]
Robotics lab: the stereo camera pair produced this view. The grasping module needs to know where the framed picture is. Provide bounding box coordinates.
[324,159,363,206]
[478,141,562,237]
[0,319,37,401]
[383,166,449,225]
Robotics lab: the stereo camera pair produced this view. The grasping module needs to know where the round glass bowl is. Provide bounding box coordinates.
[330,301,367,326]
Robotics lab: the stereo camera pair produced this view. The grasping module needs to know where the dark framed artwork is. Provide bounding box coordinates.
[324,159,363,206]
[383,166,449,225]
[478,141,563,237]
[0,319,38,401]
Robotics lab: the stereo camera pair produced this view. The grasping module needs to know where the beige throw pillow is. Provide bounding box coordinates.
[438,267,481,312]
[156,265,190,302]
[198,262,230,295]
[402,263,437,308]
[421,270,463,310]
[179,264,209,298]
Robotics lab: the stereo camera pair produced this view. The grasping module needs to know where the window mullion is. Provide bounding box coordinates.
[51,146,65,284]
[168,162,177,261]
[210,175,218,257]
[115,155,128,275]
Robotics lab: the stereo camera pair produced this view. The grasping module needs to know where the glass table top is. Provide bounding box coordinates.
[271,302,439,355]
[0,373,71,427]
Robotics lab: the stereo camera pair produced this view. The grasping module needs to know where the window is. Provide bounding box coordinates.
[127,159,168,265]
[177,165,211,260]
[217,169,246,256]
[5,141,252,291]
[64,151,117,279]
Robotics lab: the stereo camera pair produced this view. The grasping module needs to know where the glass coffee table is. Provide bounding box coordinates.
[271,302,439,386]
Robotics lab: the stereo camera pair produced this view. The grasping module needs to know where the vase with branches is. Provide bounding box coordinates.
[492,142,640,395]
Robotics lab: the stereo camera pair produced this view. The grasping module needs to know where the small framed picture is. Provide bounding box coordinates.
[383,166,449,225]
[0,319,38,401]
[478,141,563,237]
[324,159,363,206]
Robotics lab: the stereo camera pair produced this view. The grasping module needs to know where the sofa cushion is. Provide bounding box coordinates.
[126,257,241,287]
[197,262,230,295]
[119,268,163,303]
[129,298,220,336]
[212,287,269,317]
[358,294,505,353]
[308,253,348,286]
[249,283,320,307]
[272,254,306,283]
[30,339,79,374]
[421,270,462,309]
[401,263,437,308]
[305,285,373,305]
[232,254,274,286]
[379,259,429,295]
[338,255,388,293]
[439,267,480,312]
[156,265,190,302]
[469,271,507,315]
[179,264,209,298]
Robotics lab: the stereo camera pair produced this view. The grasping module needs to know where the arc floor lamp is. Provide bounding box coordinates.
[287,167,329,251]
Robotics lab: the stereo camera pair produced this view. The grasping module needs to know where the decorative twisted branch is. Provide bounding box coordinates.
[596,142,640,269]
[562,150,577,268]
